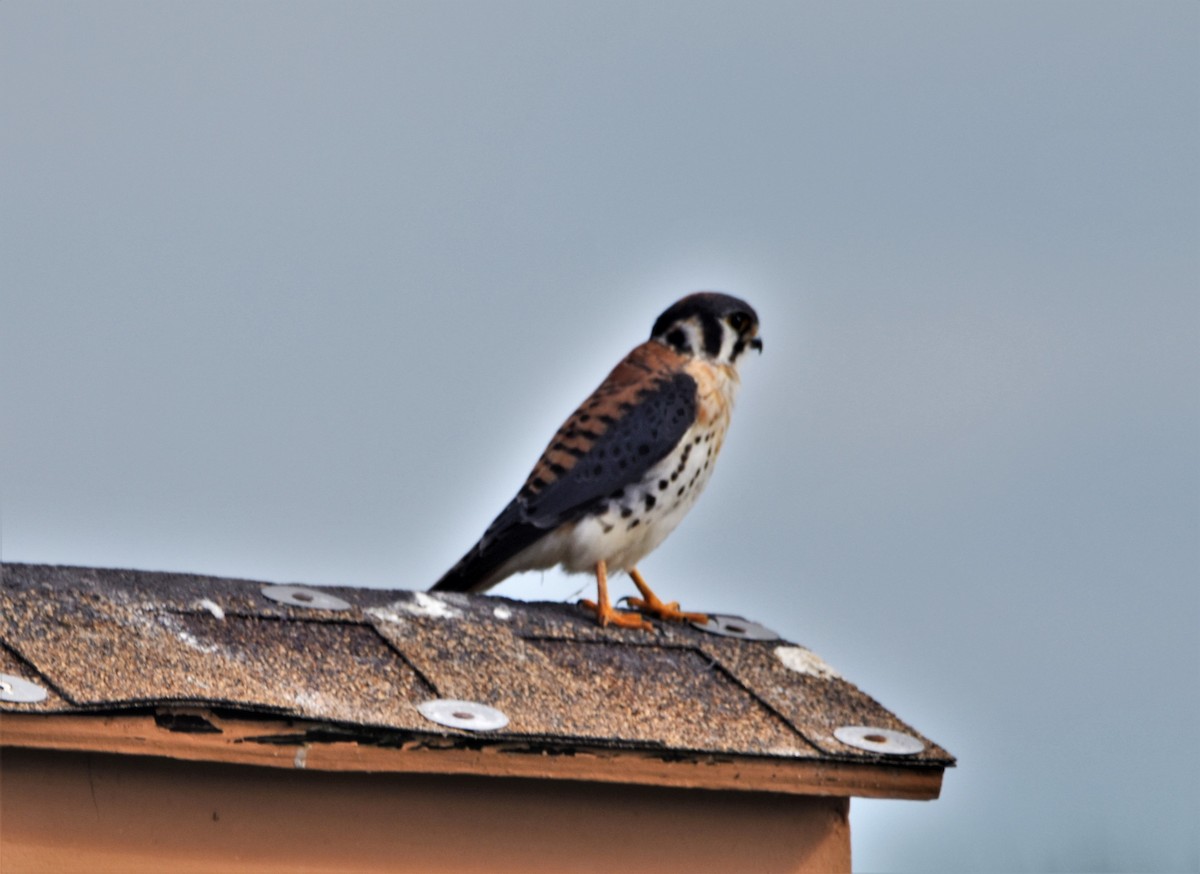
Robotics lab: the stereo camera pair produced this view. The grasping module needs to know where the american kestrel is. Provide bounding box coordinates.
[431,292,762,630]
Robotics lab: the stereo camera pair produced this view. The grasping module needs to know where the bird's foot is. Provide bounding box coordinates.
[579,598,654,631]
[624,593,708,624]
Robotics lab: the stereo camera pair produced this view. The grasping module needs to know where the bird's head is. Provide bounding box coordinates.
[651,292,762,367]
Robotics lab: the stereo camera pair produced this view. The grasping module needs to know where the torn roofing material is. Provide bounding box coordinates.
[0,563,953,794]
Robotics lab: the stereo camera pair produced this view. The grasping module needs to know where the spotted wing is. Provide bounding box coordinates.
[431,342,697,592]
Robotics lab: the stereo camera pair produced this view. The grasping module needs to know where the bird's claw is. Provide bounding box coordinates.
[625,596,709,624]
[579,598,654,631]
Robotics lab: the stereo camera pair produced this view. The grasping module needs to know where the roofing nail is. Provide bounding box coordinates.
[260,585,351,612]
[834,725,925,756]
[691,614,780,641]
[0,673,49,704]
[418,699,510,732]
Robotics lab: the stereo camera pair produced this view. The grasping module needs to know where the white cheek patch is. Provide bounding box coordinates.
[718,328,734,362]
[679,319,703,355]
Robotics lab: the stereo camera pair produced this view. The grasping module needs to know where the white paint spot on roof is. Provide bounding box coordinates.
[493,606,513,621]
[364,607,404,624]
[774,645,841,680]
[294,688,330,715]
[366,592,461,623]
[156,612,218,653]
[194,598,225,620]
[177,630,219,654]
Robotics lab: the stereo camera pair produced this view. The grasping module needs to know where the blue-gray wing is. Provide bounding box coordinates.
[517,368,697,528]
[431,341,697,592]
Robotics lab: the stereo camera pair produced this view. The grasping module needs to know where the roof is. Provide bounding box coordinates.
[0,563,953,799]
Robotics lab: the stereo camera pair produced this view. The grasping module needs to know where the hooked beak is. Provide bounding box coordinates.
[750,337,763,353]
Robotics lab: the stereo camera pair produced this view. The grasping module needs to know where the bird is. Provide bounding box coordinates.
[430,292,762,630]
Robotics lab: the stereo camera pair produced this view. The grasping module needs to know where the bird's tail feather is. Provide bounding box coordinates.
[429,503,543,593]
[429,544,497,592]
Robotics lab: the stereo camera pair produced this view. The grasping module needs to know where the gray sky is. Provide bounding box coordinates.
[2,3,1197,870]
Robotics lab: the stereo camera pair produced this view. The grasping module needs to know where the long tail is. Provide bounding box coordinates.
[429,502,543,593]
[429,543,499,592]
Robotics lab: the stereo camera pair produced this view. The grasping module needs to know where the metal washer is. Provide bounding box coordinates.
[834,725,925,756]
[418,699,509,732]
[260,585,351,612]
[0,673,49,704]
[691,614,780,641]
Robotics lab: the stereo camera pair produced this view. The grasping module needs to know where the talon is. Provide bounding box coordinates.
[626,568,709,624]
[628,597,680,612]
[580,598,653,630]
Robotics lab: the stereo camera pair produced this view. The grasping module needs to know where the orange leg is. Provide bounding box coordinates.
[625,567,709,624]
[580,560,653,631]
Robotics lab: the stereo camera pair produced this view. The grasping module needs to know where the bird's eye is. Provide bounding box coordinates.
[728,312,750,332]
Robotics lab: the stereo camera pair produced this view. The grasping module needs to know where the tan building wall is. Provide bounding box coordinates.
[1,747,851,874]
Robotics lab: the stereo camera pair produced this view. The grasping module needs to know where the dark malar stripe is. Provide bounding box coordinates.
[700,314,723,358]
